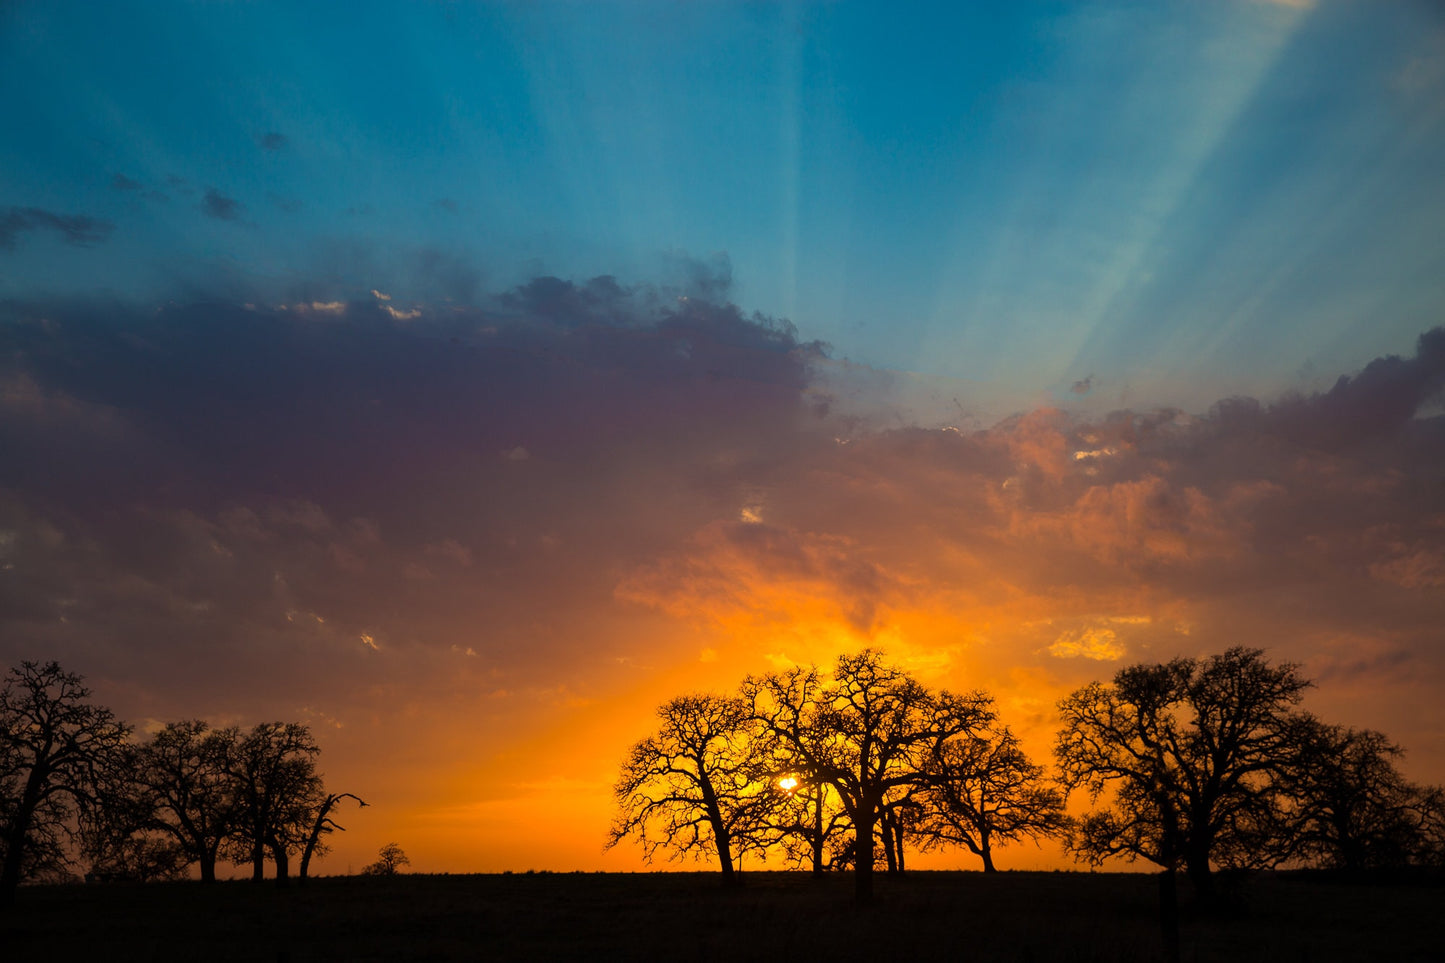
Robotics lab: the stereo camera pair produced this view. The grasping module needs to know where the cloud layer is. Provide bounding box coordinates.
[2,284,1442,872]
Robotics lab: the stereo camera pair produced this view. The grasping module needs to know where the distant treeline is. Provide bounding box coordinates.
[0,661,362,907]
[609,648,1445,903]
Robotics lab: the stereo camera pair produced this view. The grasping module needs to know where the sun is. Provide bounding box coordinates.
[778,776,799,792]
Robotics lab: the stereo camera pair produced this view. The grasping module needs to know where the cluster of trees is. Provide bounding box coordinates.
[608,650,1067,901]
[609,648,1444,903]
[0,661,362,905]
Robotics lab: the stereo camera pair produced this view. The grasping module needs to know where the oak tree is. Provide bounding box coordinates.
[1055,647,1310,896]
[607,694,761,883]
[0,661,130,904]
[919,724,1067,872]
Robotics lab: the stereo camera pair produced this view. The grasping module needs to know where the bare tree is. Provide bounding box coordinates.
[744,650,994,901]
[1281,719,1441,871]
[0,661,130,905]
[606,694,761,884]
[1055,648,1310,895]
[298,791,366,882]
[762,773,853,875]
[76,740,188,884]
[134,720,240,883]
[919,724,1067,872]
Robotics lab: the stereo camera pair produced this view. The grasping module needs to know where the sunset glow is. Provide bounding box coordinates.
[3,0,1444,882]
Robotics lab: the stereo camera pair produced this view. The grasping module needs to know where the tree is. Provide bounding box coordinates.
[1281,719,1442,871]
[744,650,994,901]
[606,694,761,884]
[0,661,131,905]
[76,739,189,884]
[298,791,367,882]
[134,720,240,883]
[918,724,1068,872]
[1055,647,1310,901]
[361,842,410,876]
[762,773,852,875]
[223,722,322,884]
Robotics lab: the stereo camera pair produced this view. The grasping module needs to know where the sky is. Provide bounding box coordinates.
[2,0,1445,875]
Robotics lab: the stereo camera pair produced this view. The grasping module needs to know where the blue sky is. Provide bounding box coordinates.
[5,0,1444,415]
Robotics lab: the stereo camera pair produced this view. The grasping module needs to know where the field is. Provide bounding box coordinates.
[2,869,1439,962]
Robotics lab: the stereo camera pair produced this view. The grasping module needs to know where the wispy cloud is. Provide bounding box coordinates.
[0,206,114,249]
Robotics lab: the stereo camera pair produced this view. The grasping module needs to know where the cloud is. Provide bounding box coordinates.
[1,280,1442,869]
[258,131,288,151]
[200,188,243,221]
[111,173,142,192]
[0,206,114,249]
[1048,626,1125,661]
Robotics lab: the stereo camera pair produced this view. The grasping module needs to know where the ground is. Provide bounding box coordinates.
[1,869,1439,961]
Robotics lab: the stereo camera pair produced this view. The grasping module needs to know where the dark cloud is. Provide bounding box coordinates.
[258,131,288,151]
[1070,374,1094,395]
[110,173,142,192]
[434,198,458,213]
[0,284,826,711]
[200,188,243,221]
[0,206,114,250]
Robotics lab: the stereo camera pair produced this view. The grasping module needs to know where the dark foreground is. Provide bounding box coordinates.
[2,869,1439,962]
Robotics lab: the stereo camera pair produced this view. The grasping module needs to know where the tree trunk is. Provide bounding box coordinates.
[880,812,898,874]
[981,845,997,873]
[699,771,736,886]
[270,836,290,887]
[250,836,266,882]
[198,850,217,883]
[854,806,876,903]
[1,774,44,906]
[811,788,824,876]
[894,821,906,875]
[1185,840,1214,903]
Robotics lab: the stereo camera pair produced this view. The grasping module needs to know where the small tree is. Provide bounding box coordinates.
[607,694,762,884]
[761,773,852,875]
[919,724,1068,872]
[362,842,409,876]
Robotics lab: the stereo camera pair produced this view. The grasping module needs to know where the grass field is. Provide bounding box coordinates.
[2,869,1439,962]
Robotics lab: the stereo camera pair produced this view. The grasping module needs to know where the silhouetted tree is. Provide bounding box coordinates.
[607,694,762,884]
[744,650,994,901]
[298,791,366,882]
[1055,648,1310,892]
[223,722,322,884]
[75,740,188,884]
[1282,719,1443,871]
[762,773,852,875]
[133,720,240,883]
[919,724,1068,872]
[361,841,409,875]
[0,661,130,905]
